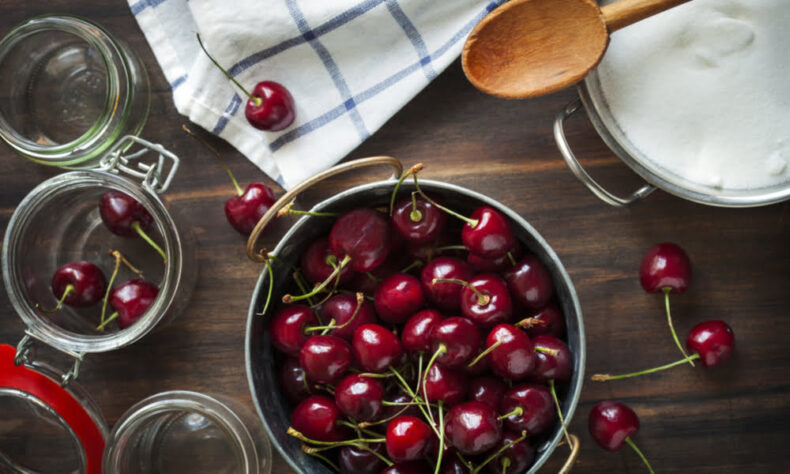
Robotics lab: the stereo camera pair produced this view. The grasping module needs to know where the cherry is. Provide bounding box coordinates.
[352,324,403,373]
[300,335,352,384]
[270,304,318,357]
[469,376,507,409]
[444,401,502,455]
[422,363,468,406]
[318,293,377,340]
[686,320,735,368]
[335,373,384,421]
[109,279,159,329]
[401,309,443,353]
[456,274,512,328]
[382,461,432,474]
[278,358,313,403]
[391,194,447,244]
[461,206,516,260]
[503,255,553,310]
[46,261,107,310]
[330,208,392,272]
[467,242,522,273]
[225,183,277,235]
[521,302,565,338]
[421,257,474,311]
[640,242,691,294]
[386,415,434,462]
[440,457,471,474]
[499,384,553,435]
[99,191,166,262]
[475,324,535,380]
[374,273,425,324]
[429,317,480,369]
[302,238,355,286]
[483,431,534,474]
[291,395,347,442]
[531,335,572,383]
[589,401,654,473]
[339,444,387,474]
[197,34,295,131]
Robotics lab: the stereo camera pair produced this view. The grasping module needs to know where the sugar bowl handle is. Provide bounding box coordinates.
[246,156,403,262]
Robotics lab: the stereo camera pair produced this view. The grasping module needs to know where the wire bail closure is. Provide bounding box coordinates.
[100,135,180,194]
[14,332,85,387]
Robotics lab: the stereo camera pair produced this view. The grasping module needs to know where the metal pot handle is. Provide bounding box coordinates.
[558,434,581,473]
[246,156,404,262]
[554,99,655,207]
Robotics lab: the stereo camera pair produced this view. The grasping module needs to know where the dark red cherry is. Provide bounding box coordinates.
[375,273,425,324]
[503,255,554,310]
[485,324,535,380]
[430,317,480,368]
[301,237,355,286]
[291,395,347,442]
[50,261,107,308]
[245,81,296,131]
[99,191,153,237]
[444,401,502,455]
[421,257,474,311]
[459,274,512,328]
[640,242,691,294]
[461,206,516,259]
[335,373,384,421]
[531,334,572,383]
[484,432,535,474]
[320,293,377,340]
[382,461,432,474]
[352,324,403,372]
[589,400,639,451]
[110,279,159,329]
[386,416,434,462]
[467,243,522,273]
[402,309,443,353]
[339,444,386,474]
[382,393,421,420]
[440,457,471,474]
[278,358,313,403]
[270,304,318,357]
[224,182,277,235]
[392,195,447,244]
[329,208,392,272]
[422,363,468,405]
[686,320,735,368]
[499,384,553,435]
[469,376,507,409]
[522,302,565,338]
[300,335,352,384]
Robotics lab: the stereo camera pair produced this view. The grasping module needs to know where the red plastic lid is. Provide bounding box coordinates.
[0,344,105,474]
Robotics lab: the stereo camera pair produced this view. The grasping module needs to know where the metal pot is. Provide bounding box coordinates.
[244,157,585,473]
[554,70,790,208]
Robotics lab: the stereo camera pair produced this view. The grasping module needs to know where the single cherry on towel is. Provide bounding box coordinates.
[197,34,295,131]
[99,191,167,263]
[589,401,654,473]
[41,261,107,313]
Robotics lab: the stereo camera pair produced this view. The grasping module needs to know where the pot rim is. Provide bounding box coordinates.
[245,178,586,474]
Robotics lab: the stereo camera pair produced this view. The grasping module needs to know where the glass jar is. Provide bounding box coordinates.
[0,15,149,168]
[2,136,196,377]
[0,344,272,474]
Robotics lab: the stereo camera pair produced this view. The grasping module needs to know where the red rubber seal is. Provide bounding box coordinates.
[0,344,104,474]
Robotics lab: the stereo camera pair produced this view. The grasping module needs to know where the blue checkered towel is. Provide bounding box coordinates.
[128,0,503,188]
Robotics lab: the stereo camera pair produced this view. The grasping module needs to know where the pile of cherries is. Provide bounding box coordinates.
[37,190,164,332]
[265,166,575,474]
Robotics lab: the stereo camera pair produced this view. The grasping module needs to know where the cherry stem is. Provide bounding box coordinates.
[356,443,394,467]
[400,260,423,273]
[664,288,694,367]
[389,163,425,216]
[100,250,123,326]
[287,427,384,446]
[388,366,441,438]
[468,339,502,368]
[422,345,447,431]
[301,445,341,472]
[625,437,655,474]
[471,431,528,474]
[358,404,411,428]
[37,284,74,314]
[308,292,364,333]
[432,278,490,306]
[435,245,468,252]
[409,192,423,222]
[131,221,167,264]
[182,124,244,196]
[364,271,381,283]
[276,202,339,218]
[96,312,119,331]
[195,33,258,105]
[501,457,511,474]
[516,317,546,329]
[284,255,351,302]
[413,173,478,227]
[262,258,274,316]
[591,353,700,381]
[535,346,559,357]
[548,379,574,451]
[507,252,516,267]
[290,270,316,308]
[434,400,445,474]
[497,406,523,421]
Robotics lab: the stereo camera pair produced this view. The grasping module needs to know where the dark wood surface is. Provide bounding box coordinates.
[2,2,789,473]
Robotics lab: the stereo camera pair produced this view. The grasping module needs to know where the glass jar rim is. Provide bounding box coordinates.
[0,15,127,164]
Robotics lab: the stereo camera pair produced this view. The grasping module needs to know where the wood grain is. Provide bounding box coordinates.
[1,2,790,473]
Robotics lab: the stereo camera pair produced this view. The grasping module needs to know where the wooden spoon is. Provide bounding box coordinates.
[462,0,691,99]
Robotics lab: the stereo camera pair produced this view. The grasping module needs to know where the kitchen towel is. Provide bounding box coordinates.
[128,0,503,189]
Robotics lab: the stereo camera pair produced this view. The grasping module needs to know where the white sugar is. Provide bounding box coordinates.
[596,0,790,190]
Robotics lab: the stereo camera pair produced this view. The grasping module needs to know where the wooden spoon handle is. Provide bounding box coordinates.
[601,0,691,33]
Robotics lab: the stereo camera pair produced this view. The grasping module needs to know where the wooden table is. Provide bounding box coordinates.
[2,2,789,473]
